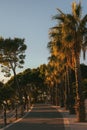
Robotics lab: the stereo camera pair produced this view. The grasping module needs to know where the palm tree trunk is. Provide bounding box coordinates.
[74,56,86,122]
[68,68,75,114]
[64,66,69,109]
[55,83,59,106]
[60,82,64,107]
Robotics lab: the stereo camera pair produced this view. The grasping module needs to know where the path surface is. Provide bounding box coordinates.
[4,104,70,130]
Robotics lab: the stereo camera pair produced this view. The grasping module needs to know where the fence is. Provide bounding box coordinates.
[0,105,30,128]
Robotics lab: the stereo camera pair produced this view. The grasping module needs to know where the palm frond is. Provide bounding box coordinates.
[52,13,65,22]
[72,1,82,18]
[47,41,53,49]
[57,8,65,16]
[79,15,87,32]
[75,1,82,18]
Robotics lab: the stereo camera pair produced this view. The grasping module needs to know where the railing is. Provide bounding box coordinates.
[0,104,31,129]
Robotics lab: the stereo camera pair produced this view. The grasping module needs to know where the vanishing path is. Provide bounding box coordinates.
[4,104,70,130]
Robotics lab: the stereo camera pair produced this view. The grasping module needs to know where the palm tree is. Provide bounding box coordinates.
[55,1,87,121]
[48,22,74,110]
[48,1,87,121]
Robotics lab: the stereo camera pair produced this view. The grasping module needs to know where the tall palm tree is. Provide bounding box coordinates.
[48,1,87,121]
[55,1,87,121]
[48,21,74,110]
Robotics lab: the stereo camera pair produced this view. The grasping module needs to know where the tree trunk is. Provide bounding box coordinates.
[74,56,86,122]
[60,83,64,107]
[64,66,69,110]
[68,68,75,114]
[10,62,24,116]
[3,103,7,126]
[55,83,59,106]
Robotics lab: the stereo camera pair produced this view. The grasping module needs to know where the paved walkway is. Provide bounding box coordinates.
[0,104,69,130]
[55,105,87,130]
[0,104,87,130]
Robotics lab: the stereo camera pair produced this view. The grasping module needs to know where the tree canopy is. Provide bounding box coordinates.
[0,37,27,77]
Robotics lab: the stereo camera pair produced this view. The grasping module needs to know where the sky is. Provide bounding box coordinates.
[0,0,87,82]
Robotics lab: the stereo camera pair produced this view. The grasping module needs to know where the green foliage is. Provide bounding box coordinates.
[0,82,14,104]
[0,37,27,77]
[5,64,48,103]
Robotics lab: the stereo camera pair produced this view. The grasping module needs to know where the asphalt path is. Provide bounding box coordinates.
[4,104,70,130]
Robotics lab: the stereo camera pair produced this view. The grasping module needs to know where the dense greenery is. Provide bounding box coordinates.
[0,63,87,107]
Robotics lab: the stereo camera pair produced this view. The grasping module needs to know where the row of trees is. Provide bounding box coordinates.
[0,64,47,125]
[47,1,87,122]
[0,1,87,124]
[0,63,87,124]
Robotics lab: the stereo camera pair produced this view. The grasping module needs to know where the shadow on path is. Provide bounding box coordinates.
[4,104,70,130]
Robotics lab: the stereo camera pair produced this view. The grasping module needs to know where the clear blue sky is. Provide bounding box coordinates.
[0,0,87,81]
